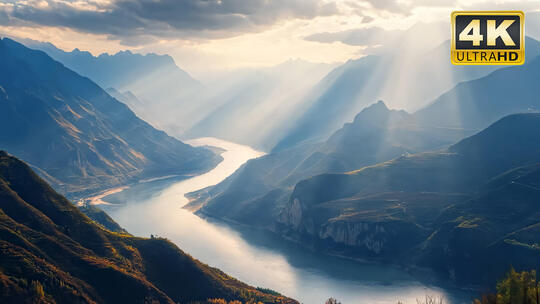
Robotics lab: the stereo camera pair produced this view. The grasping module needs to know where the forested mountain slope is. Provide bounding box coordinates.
[0,151,296,304]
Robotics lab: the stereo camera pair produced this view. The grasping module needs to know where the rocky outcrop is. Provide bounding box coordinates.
[278,194,431,257]
[319,221,387,253]
[279,198,304,228]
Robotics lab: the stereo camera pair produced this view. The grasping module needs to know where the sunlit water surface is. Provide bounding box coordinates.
[99,137,473,304]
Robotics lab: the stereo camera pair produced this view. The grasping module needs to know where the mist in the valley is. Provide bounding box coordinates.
[116,58,337,151]
[117,20,521,151]
[183,60,338,150]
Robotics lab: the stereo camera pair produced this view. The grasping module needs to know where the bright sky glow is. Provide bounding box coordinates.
[1,0,539,75]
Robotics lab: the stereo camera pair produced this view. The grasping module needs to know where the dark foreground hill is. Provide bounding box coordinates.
[0,37,221,198]
[0,151,297,304]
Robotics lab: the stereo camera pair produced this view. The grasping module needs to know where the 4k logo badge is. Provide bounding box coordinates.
[451,11,524,65]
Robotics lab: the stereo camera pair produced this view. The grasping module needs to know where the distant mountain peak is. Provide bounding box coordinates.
[16,37,200,92]
[117,49,133,55]
[373,99,388,109]
[352,100,408,126]
[355,99,387,114]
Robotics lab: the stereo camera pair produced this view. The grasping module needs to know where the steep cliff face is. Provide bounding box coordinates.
[277,192,446,257]
[320,221,388,252]
[279,198,304,229]
[319,221,389,252]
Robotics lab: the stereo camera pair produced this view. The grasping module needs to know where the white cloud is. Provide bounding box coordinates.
[1,0,539,70]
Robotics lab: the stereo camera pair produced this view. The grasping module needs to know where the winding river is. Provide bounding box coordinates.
[98,137,472,304]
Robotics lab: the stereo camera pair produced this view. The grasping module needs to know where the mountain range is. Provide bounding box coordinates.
[23,40,201,93]
[0,37,221,198]
[22,39,335,150]
[412,54,540,130]
[187,100,468,227]
[18,30,540,155]
[22,38,203,133]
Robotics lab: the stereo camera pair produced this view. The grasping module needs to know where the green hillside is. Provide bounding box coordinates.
[0,151,297,304]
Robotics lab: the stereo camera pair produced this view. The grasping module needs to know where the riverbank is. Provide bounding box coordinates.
[195,207,478,303]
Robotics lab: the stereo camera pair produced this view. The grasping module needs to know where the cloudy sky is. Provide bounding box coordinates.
[1,0,540,75]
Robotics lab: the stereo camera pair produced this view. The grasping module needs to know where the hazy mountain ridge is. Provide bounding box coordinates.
[0,37,221,198]
[21,38,204,133]
[413,53,540,130]
[23,39,200,92]
[273,55,383,152]
[0,151,297,303]
[274,37,540,151]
